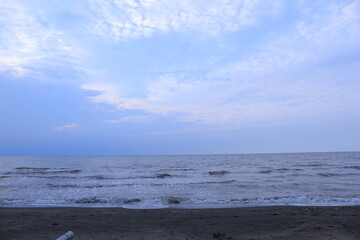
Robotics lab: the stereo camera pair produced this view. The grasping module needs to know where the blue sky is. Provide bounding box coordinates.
[1,0,359,155]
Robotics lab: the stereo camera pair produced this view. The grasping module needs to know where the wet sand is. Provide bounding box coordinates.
[0,206,359,240]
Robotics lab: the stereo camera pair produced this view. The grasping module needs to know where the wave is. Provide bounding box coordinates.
[208,171,229,176]
[86,175,117,180]
[317,173,360,177]
[45,183,118,189]
[108,180,237,187]
[75,197,119,204]
[164,197,190,204]
[155,173,173,178]
[0,196,188,206]
[85,173,176,180]
[276,168,303,172]
[159,168,197,172]
[124,198,141,204]
[288,173,312,177]
[258,168,304,174]
[6,167,81,175]
[293,164,325,167]
[2,175,79,179]
[15,167,49,170]
[190,180,236,185]
[1,172,177,181]
[1,195,359,208]
[343,166,360,170]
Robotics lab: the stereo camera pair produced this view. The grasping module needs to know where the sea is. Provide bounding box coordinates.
[0,152,359,209]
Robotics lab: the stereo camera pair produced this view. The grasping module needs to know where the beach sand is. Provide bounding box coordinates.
[0,206,359,240]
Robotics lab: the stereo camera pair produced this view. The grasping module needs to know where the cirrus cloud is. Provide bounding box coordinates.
[0,1,81,78]
[82,0,360,125]
[87,0,282,41]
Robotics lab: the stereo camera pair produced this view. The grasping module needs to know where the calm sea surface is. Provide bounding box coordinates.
[0,152,359,208]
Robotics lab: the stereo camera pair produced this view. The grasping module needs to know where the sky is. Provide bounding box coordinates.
[0,0,360,155]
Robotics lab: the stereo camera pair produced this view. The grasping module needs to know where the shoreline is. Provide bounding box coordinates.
[1,203,360,209]
[1,206,359,240]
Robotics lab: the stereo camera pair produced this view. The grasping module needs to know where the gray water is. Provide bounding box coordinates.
[0,152,359,208]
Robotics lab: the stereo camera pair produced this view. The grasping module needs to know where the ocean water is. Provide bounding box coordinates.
[0,152,359,209]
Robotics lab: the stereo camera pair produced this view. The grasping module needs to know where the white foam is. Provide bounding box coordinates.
[122,199,169,209]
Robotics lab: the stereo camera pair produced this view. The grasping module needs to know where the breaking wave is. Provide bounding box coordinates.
[6,167,81,175]
[1,195,359,209]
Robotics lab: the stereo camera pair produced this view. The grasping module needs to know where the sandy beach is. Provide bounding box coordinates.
[0,206,359,240]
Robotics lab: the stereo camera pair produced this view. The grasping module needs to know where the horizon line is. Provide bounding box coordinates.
[1,150,359,157]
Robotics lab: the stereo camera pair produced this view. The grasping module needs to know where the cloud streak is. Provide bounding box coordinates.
[105,116,151,123]
[54,123,80,131]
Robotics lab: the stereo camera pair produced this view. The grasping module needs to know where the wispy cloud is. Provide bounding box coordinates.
[54,123,80,131]
[82,0,360,125]
[0,1,81,78]
[83,73,358,125]
[105,115,151,123]
[87,0,282,41]
[212,0,360,78]
[2,0,359,129]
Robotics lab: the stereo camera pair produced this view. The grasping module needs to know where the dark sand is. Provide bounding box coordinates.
[1,206,359,240]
